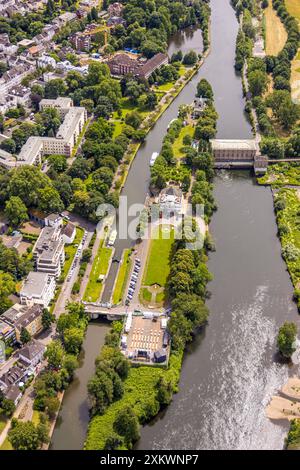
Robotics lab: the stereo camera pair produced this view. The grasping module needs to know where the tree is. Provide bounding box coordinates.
[44,396,60,419]
[113,406,140,448]
[5,196,28,228]
[183,50,198,65]
[37,186,64,214]
[0,398,15,417]
[248,69,268,96]
[63,327,84,355]
[197,78,213,100]
[20,327,31,344]
[42,308,55,330]
[125,111,142,129]
[81,248,92,262]
[277,322,297,359]
[0,271,15,313]
[45,79,67,99]
[44,340,65,369]
[8,419,41,450]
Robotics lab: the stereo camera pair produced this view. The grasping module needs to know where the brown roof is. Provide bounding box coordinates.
[18,340,45,362]
[62,222,76,239]
[136,53,168,78]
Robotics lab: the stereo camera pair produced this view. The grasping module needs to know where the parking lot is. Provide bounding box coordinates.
[125,257,141,305]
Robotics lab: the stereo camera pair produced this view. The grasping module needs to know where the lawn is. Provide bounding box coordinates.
[172,124,194,160]
[112,248,132,305]
[31,410,40,426]
[112,120,124,138]
[264,0,287,56]
[0,437,12,450]
[142,225,174,287]
[83,241,113,302]
[63,226,84,277]
[113,98,149,120]
[0,415,7,434]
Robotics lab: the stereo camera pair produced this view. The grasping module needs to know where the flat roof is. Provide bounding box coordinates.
[21,272,52,297]
[210,139,258,151]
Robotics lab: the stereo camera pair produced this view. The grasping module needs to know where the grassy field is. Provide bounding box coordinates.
[112,120,124,138]
[83,241,113,302]
[286,0,300,22]
[172,124,194,159]
[142,225,174,287]
[0,415,7,434]
[0,437,12,450]
[63,226,84,277]
[258,162,300,186]
[112,249,132,304]
[286,0,300,103]
[264,0,287,56]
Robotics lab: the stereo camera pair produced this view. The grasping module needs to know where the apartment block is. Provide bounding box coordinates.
[33,224,65,278]
[20,272,56,308]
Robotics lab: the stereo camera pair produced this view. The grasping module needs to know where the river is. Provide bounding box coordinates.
[50,322,110,450]
[51,0,299,450]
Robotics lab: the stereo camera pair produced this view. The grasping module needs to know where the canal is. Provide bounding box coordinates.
[50,322,110,450]
[51,0,299,450]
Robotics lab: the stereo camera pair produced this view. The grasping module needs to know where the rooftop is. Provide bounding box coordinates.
[2,303,43,330]
[210,139,258,151]
[18,340,45,362]
[21,271,53,297]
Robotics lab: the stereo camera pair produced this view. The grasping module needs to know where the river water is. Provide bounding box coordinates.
[51,0,299,450]
[50,322,110,450]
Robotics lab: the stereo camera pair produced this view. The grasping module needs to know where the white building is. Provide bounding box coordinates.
[0,98,88,169]
[39,96,73,118]
[20,272,56,308]
[33,224,65,278]
[0,62,35,100]
[37,55,57,70]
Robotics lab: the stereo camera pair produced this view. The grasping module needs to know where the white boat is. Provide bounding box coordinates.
[150,152,159,166]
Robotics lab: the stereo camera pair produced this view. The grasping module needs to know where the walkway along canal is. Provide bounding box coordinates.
[51,0,299,450]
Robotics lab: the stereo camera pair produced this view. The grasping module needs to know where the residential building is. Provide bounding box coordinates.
[108,2,124,17]
[106,53,140,77]
[20,272,56,308]
[53,11,77,28]
[18,340,45,368]
[106,52,168,79]
[70,31,91,52]
[44,213,63,228]
[33,224,65,278]
[0,62,35,100]
[0,320,16,345]
[2,99,88,169]
[1,303,43,342]
[107,16,126,27]
[136,53,168,80]
[39,96,73,118]
[0,365,25,391]
[62,222,76,244]
[158,185,183,217]
[192,97,208,119]
[37,54,57,69]
[7,85,31,107]
[0,148,17,170]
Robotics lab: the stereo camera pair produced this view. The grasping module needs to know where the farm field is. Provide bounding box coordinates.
[264,0,287,56]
